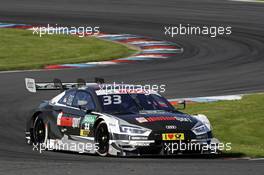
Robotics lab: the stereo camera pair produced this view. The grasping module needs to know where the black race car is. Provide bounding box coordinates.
[25,78,219,156]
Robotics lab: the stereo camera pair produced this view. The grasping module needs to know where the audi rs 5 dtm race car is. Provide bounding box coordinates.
[25,78,220,157]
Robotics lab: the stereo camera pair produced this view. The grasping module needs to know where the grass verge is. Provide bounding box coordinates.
[0,28,137,71]
[180,93,264,158]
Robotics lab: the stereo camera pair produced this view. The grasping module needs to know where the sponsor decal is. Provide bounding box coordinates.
[57,112,81,128]
[130,136,148,140]
[136,117,148,123]
[57,112,63,125]
[162,133,185,141]
[72,118,81,128]
[80,129,90,136]
[174,117,192,122]
[146,116,177,122]
[118,89,150,94]
[80,114,97,136]
[82,114,97,124]
[25,78,36,93]
[135,116,192,123]
[67,95,75,105]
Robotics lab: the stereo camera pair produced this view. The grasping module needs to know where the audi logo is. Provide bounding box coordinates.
[166,125,177,129]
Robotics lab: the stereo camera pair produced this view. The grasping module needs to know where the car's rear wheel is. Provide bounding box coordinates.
[95,121,109,156]
[33,116,48,144]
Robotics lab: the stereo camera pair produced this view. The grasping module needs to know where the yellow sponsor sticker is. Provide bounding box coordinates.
[80,129,90,136]
[162,133,185,141]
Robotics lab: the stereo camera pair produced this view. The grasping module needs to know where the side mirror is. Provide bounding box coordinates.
[176,100,186,110]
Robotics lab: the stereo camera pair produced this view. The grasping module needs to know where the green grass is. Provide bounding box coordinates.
[0,28,136,71]
[179,94,264,158]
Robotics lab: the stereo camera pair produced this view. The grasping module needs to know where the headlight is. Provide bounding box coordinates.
[192,122,210,135]
[120,125,148,134]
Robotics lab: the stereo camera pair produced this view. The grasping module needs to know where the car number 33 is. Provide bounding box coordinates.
[103,95,122,105]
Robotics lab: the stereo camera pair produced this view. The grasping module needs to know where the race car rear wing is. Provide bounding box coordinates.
[25,77,104,93]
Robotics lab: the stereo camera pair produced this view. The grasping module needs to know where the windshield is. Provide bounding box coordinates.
[97,93,176,114]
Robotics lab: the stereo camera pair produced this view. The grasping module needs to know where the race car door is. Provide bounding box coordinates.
[56,90,96,137]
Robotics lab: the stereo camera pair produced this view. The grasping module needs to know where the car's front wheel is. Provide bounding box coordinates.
[95,121,109,156]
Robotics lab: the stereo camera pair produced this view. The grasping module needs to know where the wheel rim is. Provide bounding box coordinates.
[96,124,109,155]
[34,119,46,143]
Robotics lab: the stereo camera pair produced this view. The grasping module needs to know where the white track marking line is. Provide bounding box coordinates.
[230,0,264,2]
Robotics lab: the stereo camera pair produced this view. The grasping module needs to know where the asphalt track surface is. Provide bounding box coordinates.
[0,0,264,174]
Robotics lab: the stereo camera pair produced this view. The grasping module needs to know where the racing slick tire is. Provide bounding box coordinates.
[32,116,48,145]
[95,121,110,157]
